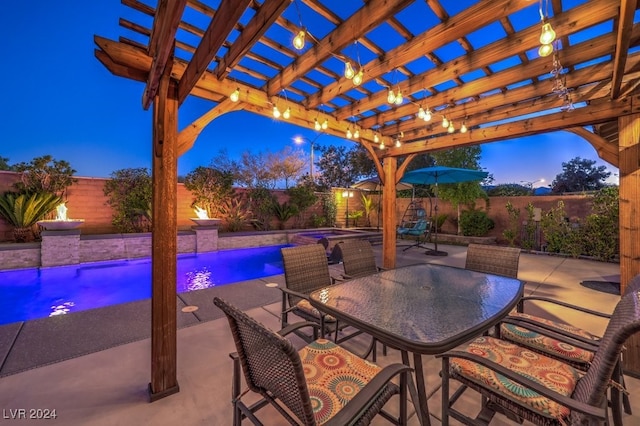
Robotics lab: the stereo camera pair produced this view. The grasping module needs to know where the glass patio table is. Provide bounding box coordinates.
[309,263,523,426]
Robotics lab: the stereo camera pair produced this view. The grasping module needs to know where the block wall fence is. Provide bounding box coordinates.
[0,171,592,243]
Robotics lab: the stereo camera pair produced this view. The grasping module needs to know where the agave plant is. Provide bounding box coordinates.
[0,192,63,242]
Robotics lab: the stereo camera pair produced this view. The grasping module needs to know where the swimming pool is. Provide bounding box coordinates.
[0,244,291,325]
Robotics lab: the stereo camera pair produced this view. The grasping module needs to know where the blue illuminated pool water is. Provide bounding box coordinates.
[0,244,291,325]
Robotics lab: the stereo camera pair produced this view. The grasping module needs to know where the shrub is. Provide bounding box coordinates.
[222,194,251,232]
[540,201,573,254]
[502,201,520,246]
[247,187,276,231]
[286,184,318,228]
[320,192,337,227]
[459,208,494,236]
[183,166,234,218]
[0,192,63,242]
[272,201,297,229]
[103,168,152,233]
[12,155,76,197]
[520,203,538,250]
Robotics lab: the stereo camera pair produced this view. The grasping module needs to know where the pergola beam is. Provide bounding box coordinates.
[266,0,414,96]
[611,0,638,99]
[177,0,251,104]
[141,0,187,110]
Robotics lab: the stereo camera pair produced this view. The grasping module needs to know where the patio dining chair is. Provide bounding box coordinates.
[213,297,412,426]
[438,286,640,425]
[338,239,386,279]
[464,243,521,279]
[280,244,362,344]
[497,273,640,426]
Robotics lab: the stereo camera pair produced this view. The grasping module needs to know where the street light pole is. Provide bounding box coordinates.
[294,134,323,183]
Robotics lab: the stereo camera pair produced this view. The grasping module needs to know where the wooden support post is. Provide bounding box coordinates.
[619,113,640,376]
[382,158,398,269]
[148,69,179,401]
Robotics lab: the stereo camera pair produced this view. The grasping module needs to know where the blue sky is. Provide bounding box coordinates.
[0,1,619,188]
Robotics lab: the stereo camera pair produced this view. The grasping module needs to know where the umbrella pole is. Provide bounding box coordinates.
[425,181,447,256]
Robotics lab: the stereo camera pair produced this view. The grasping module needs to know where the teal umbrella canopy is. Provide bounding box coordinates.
[400,166,488,185]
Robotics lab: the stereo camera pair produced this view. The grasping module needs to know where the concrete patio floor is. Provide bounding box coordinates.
[1,242,638,425]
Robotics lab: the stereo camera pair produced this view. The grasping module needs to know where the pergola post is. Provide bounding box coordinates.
[381,158,398,269]
[148,70,179,401]
[619,111,640,376]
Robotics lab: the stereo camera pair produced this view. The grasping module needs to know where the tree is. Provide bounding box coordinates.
[431,146,489,235]
[315,144,374,190]
[486,183,530,196]
[12,155,77,197]
[349,144,377,179]
[551,157,611,193]
[267,146,306,189]
[183,166,234,218]
[103,168,152,233]
[0,156,12,171]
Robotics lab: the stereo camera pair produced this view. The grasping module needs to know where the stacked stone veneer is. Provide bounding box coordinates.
[0,230,291,270]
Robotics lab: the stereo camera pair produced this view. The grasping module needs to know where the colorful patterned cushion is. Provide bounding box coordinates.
[500,322,594,366]
[510,312,600,341]
[296,300,337,322]
[299,339,383,424]
[449,336,582,421]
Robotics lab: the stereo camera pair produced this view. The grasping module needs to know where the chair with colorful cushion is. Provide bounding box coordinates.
[213,297,412,426]
[438,287,640,426]
[280,244,361,344]
[498,273,640,426]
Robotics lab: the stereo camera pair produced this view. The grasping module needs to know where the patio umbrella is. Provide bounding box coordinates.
[400,166,488,256]
[352,177,413,230]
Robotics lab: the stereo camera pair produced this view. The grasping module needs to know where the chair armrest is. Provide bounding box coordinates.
[279,287,311,300]
[518,296,611,319]
[331,275,345,284]
[324,363,413,426]
[500,317,600,350]
[277,321,320,340]
[437,350,605,420]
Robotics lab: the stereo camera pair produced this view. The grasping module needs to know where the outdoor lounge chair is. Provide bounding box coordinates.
[438,286,640,425]
[497,273,640,426]
[213,297,412,426]
[396,218,430,252]
[338,239,386,279]
[465,243,521,278]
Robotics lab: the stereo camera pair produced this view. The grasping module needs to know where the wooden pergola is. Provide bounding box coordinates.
[95,0,640,399]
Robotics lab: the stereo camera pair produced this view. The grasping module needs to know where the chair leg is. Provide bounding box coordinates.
[442,357,450,426]
[231,354,242,426]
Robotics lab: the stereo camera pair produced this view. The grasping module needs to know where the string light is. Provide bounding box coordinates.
[423,108,432,122]
[394,90,403,105]
[395,138,401,148]
[229,88,240,102]
[460,122,468,133]
[321,119,328,130]
[293,30,306,50]
[442,116,449,128]
[272,106,281,118]
[374,133,379,143]
[538,0,555,57]
[283,107,291,119]
[353,128,360,139]
[387,89,396,104]
[346,128,353,139]
[344,62,355,79]
[352,69,364,86]
[447,121,455,133]
[379,142,385,150]
[314,118,321,131]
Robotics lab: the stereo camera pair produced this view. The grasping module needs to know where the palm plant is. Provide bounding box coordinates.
[272,201,297,230]
[0,192,63,242]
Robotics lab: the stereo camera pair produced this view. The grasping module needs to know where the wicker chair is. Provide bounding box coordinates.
[338,239,386,279]
[498,273,640,426]
[465,243,521,278]
[280,244,359,343]
[438,287,640,426]
[213,297,412,426]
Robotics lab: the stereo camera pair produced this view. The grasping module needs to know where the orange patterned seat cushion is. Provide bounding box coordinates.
[296,300,337,322]
[299,339,384,424]
[449,336,582,421]
[500,322,594,366]
[510,312,600,341]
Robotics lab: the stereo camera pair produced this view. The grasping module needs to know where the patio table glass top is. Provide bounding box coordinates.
[310,263,523,354]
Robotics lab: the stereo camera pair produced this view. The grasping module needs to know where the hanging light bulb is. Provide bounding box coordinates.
[387,89,396,104]
[283,107,291,119]
[394,90,403,105]
[346,128,353,139]
[447,121,455,133]
[293,30,306,50]
[379,142,385,150]
[460,122,468,133]
[417,107,425,119]
[272,106,281,118]
[424,108,432,122]
[229,88,240,102]
[539,22,556,45]
[352,69,364,86]
[314,118,321,131]
[538,43,553,57]
[395,139,401,148]
[374,133,379,143]
[321,119,328,130]
[442,117,449,128]
[353,128,360,139]
[344,62,355,79]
